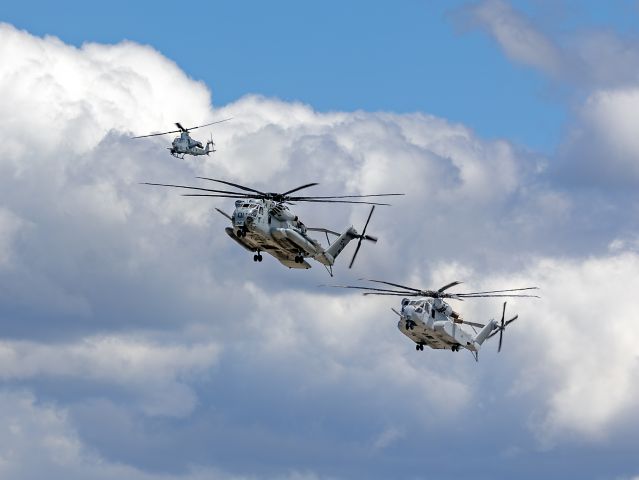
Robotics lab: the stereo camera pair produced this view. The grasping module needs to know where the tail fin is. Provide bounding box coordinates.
[325,227,358,262]
[474,320,497,346]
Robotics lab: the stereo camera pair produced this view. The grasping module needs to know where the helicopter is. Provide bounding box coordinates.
[132,119,232,158]
[329,279,539,360]
[143,177,404,275]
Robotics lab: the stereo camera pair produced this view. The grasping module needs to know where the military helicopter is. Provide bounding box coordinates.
[329,279,539,360]
[143,177,403,274]
[132,119,232,158]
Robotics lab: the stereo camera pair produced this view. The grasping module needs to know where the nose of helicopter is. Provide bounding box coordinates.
[401,303,415,318]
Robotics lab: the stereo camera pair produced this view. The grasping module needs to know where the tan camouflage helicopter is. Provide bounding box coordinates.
[144,177,403,275]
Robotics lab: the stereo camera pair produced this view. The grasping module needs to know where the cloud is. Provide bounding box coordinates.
[0,336,220,417]
[500,253,639,445]
[458,0,564,77]
[0,19,638,479]
[458,0,639,89]
[0,390,334,480]
[557,86,639,186]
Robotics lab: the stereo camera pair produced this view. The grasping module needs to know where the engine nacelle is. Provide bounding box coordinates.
[270,204,296,221]
[432,298,453,317]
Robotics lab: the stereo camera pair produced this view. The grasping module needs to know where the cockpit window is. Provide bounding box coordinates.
[401,298,409,306]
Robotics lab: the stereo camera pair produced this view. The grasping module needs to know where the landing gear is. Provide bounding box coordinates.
[253,252,263,262]
[237,229,246,238]
[294,255,304,264]
[451,345,460,352]
[415,343,424,351]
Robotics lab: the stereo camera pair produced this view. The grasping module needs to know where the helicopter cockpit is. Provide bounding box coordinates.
[233,200,264,227]
[401,299,428,316]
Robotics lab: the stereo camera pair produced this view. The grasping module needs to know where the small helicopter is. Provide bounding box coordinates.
[329,279,539,360]
[143,177,404,274]
[132,119,232,158]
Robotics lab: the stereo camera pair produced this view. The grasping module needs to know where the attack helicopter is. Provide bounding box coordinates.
[132,119,232,158]
[143,177,404,274]
[329,279,539,360]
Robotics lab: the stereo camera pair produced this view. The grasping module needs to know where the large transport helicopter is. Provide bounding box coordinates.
[329,279,539,360]
[143,177,404,274]
[132,119,232,159]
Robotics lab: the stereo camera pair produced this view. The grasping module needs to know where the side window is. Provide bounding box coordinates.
[259,207,263,214]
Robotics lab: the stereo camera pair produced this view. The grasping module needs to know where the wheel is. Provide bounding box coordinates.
[258,254,263,262]
[415,344,420,351]
[253,255,258,262]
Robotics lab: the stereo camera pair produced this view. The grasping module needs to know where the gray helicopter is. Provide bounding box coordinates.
[143,177,403,275]
[132,119,231,159]
[329,279,539,360]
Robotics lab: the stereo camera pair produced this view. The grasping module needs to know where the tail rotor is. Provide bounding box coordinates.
[349,206,378,269]
[206,133,216,155]
[488,302,518,352]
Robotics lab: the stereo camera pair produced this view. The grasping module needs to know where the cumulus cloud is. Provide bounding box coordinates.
[557,87,639,186]
[0,390,332,480]
[474,253,639,445]
[458,0,639,89]
[0,336,220,416]
[0,20,638,479]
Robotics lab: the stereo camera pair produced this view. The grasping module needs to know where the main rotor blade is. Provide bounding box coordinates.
[185,117,233,131]
[131,129,181,139]
[438,281,463,293]
[307,228,341,236]
[181,194,253,199]
[281,182,319,196]
[363,292,421,297]
[141,182,252,196]
[295,199,392,206]
[291,193,405,200]
[454,293,540,298]
[456,320,486,328]
[360,279,424,294]
[175,122,186,132]
[456,287,539,295]
[196,177,266,195]
[323,285,415,295]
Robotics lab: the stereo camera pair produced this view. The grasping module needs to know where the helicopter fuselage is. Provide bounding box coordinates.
[170,132,213,158]
[398,297,496,353]
[223,198,358,270]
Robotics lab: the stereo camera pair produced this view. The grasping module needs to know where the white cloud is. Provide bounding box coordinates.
[559,87,639,184]
[0,18,638,478]
[490,253,639,444]
[0,336,220,417]
[460,1,639,89]
[0,390,332,480]
[465,0,563,75]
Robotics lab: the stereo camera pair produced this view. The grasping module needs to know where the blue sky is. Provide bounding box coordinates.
[11,0,638,151]
[2,2,639,480]
[3,0,591,151]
